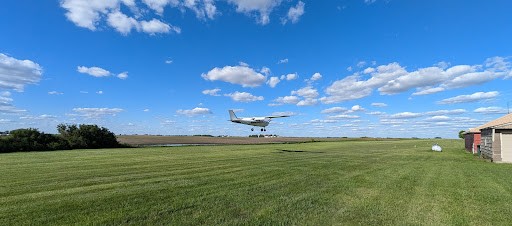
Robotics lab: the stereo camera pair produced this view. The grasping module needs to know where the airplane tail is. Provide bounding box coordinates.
[228,110,238,121]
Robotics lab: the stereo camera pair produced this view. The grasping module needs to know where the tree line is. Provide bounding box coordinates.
[0,124,126,153]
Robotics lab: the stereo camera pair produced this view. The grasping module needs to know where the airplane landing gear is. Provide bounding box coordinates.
[251,128,266,132]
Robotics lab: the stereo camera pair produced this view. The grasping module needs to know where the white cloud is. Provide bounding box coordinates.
[380,119,407,125]
[48,91,64,95]
[117,72,128,79]
[140,18,180,34]
[474,107,508,114]
[310,72,322,81]
[61,0,183,35]
[225,91,264,102]
[60,0,118,30]
[351,105,365,112]
[321,107,348,114]
[107,10,139,35]
[202,65,266,87]
[311,119,338,124]
[0,94,26,114]
[165,59,173,64]
[329,114,360,119]
[297,98,318,106]
[292,86,318,99]
[161,119,176,125]
[0,54,41,114]
[322,57,512,102]
[485,56,511,72]
[142,0,179,14]
[143,109,150,112]
[0,53,43,92]
[19,114,58,120]
[281,73,298,81]
[436,61,450,69]
[425,116,451,122]
[178,0,217,20]
[367,111,384,115]
[426,109,466,116]
[202,88,221,96]
[227,0,283,25]
[72,107,124,118]
[364,0,377,4]
[395,58,509,96]
[412,87,445,96]
[272,111,296,116]
[267,76,280,88]
[278,58,289,64]
[260,66,271,76]
[389,112,422,119]
[473,107,508,114]
[77,66,128,80]
[0,119,12,124]
[270,95,300,106]
[282,1,304,24]
[321,63,407,103]
[363,67,375,74]
[77,66,111,77]
[176,107,212,116]
[371,102,387,107]
[378,66,449,95]
[437,91,499,105]
[142,0,216,19]
[444,71,500,89]
[357,61,366,68]
[96,91,104,94]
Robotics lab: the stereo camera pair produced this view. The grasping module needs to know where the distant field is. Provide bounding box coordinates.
[116,135,394,146]
[2,139,512,225]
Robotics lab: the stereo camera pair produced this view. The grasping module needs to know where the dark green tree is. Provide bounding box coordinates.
[57,124,120,149]
[0,128,68,153]
[459,130,466,139]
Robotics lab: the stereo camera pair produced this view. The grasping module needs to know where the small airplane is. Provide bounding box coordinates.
[229,110,290,131]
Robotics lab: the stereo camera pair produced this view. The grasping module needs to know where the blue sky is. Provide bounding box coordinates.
[1,0,512,138]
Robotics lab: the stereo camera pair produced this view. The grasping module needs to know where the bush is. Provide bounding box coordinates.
[0,124,122,153]
[0,128,70,153]
[57,124,120,149]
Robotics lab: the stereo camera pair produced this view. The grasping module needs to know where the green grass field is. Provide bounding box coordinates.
[2,139,512,225]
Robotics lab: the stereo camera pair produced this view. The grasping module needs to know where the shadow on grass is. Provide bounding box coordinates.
[276,149,325,154]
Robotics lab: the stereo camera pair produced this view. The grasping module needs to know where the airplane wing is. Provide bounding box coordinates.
[266,115,290,118]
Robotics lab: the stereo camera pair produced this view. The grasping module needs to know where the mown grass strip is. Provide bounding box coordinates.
[1,139,512,225]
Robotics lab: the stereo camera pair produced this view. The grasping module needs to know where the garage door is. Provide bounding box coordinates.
[502,134,512,162]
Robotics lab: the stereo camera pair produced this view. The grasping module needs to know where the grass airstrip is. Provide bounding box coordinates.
[2,139,512,225]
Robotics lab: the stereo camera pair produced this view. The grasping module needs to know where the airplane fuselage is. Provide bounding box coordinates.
[231,117,270,127]
[228,110,289,131]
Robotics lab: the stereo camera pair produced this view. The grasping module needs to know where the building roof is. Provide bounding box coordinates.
[473,113,512,131]
[466,128,481,133]
[490,122,512,129]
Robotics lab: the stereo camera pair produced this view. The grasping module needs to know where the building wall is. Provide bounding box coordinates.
[481,129,494,160]
[464,133,474,152]
[474,133,481,154]
[464,133,482,154]
[500,132,512,162]
[497,129,512,162]
[481,128,504,162]
[493,132,502,162]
